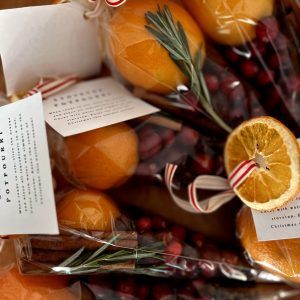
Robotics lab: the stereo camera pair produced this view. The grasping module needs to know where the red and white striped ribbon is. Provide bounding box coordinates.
[26,75,79,99]
[165,160,257,214]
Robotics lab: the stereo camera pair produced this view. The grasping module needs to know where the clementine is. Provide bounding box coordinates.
[0,268,76,300]
[183,0,274,45]
[65,123,138,190]
[237,207,300,283]
[109,0,205,94]
[57,189,121,231]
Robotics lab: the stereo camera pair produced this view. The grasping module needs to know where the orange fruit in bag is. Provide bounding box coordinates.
[237,207,300,283]
[183,0,274,45]
[225,117,300,211]
[109,0,205,94]
[57,189,121,231]
[65,123,138,190]
[0,268,76,300]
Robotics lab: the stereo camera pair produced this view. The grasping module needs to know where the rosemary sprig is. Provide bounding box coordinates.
[145,5,232,133]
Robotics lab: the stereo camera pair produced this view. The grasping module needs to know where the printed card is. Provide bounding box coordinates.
[43,77,160,137]
[252,195,300,241]
[0,94,58,235]
[0,3,101,95]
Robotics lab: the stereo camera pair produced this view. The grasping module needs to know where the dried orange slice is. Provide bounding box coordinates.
[224,116,300,211]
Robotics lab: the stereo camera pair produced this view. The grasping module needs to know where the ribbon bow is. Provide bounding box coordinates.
[165,160,257,214]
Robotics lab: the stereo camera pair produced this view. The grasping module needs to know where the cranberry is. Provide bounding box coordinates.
[256,70,274,86]
[221,251,239,265]
[136,284,150,300]
[138,124,155,139]
[136,217,152,233]
[193,153,214,174]
[204,74,219,93]
[152,284,173,300]
[240,60,259,78]
[281,75,300,94]
[139,131,162,160]
[229,84,245,102]
[256,17,279,43]
[177,126,200,147]
[192,232,205,248]
[178,286,194,298]
[160,128,176,146]
[165,240,183,261]
[198,261,217,278]
[115,278,135,296]
[152,216,168,230]
[201,245,221,262]
[274,34,288,52]
[266,87,282,108]
[192,278,205,291]
[267,54,281,70]
[225,48,240,63]
[220,75,240,95]
[250,41,266,57]
[170,225,187,241]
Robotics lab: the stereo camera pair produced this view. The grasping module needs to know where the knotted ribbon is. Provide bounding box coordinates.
[165,160,257,214]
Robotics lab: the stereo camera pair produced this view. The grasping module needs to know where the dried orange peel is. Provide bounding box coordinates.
[225,116,300,211]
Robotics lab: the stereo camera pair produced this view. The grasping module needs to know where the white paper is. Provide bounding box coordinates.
[252,195,300,241]
[0,3,101,96]
[0,94,58,235]
[43,77,160,137]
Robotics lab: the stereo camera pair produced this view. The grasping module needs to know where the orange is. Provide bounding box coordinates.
[224,117,300,211]
[57,189,121,231]
[237,207,300,283]
[183,0,274,45]
[109,0,206,94]
[65,123,138,190]
[0,268,76,300]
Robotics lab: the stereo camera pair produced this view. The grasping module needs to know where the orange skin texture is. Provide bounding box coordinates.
[57,189,121,231]
[65,123,138,190]
[0,268,76,300]
[183,0,274,45]
[237,207,300,283]
[109,0,206,94]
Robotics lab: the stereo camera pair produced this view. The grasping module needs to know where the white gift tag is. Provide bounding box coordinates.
[0,94,58,235]
[43,77,160,137]
[251,195,300,241]
[0,3,101,96]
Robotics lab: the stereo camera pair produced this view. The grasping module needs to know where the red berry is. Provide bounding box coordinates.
[201,245,221,261]
[267,54,281,70]
[256,70,274,86]
[256,17,279,43]
[160,128,176,146]
[240,60,259,78]
[192,232,205,248]
[136,284,150,300]
[178,126,200,147]
[139,131,162,160]
[152,216,168,230]
[198,261,217,278]
[178,286,194,298]
[170,225,187,241]
[281,75,300,94]
[115,278,135,296]
[135,162,159,176]
[221,251,239,265]
[274,34,288,52]
[266,87,282,108]
[136,217,152,233]
[204,74,219,93]
[165,240,183,261]
[192,278,205,291]
[193,153,214,174]
[250,41,266,57]
[152,284,173,300]
[220,76,239,95]
[229,85,245,102]
[225,48,240,63]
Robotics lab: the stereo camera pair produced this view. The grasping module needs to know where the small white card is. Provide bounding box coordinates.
[0,94,58,235]
[0,3,101,95]
[43,77,160,137]
[252,195,300,241]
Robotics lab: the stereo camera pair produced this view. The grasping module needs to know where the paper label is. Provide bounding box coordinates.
[0,94,58,235]
[0,3,101,95]
[43,77,160,137]
[251,196,300,241]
